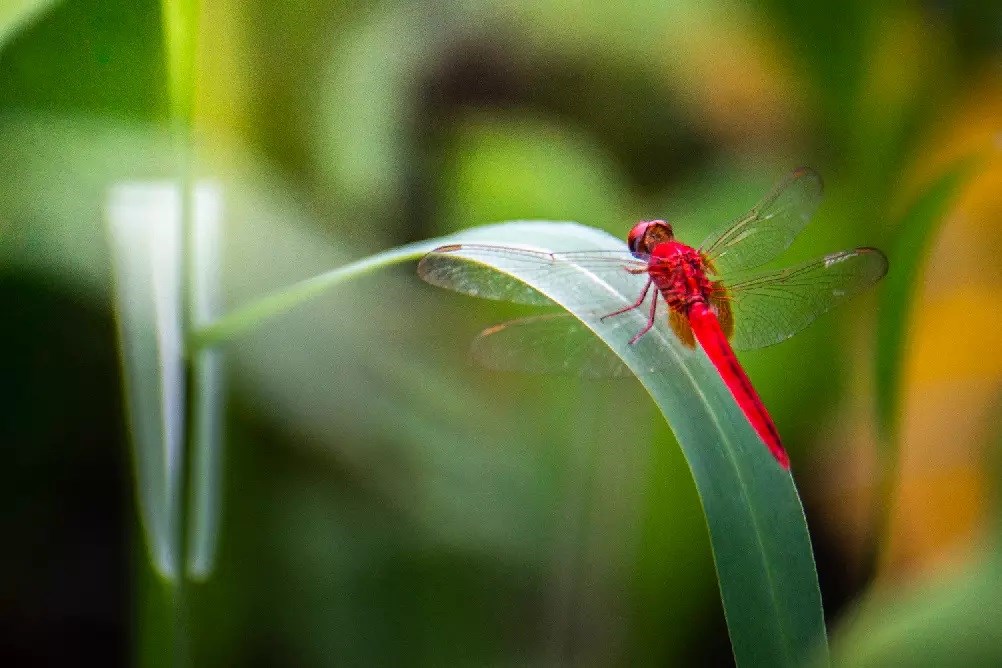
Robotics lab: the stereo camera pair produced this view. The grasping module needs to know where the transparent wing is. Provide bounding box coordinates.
[721,247,889,350]
[472,314,665,378]
[417,243,648,306]
[699,167,823,274]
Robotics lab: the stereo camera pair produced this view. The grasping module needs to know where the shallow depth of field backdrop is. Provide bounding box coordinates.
[1,0,1001,666]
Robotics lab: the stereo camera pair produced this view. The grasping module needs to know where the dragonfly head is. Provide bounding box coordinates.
[627,220,675,255]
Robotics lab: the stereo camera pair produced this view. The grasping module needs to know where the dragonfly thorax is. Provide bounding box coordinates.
[648,240,715,310]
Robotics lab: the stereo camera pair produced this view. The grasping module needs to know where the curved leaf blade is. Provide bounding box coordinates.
[418,222,828,666]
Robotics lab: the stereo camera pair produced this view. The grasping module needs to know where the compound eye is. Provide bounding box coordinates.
[627,221,650,254]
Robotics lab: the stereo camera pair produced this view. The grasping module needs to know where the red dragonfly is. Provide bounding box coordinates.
[418,168,888,468]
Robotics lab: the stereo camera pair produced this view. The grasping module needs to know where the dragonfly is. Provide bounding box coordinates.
[417,167,888,468]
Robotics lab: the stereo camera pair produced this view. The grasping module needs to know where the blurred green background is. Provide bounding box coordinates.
[1,0,1001,665]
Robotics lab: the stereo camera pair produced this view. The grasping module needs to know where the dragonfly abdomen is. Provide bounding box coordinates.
[687,302,790,469]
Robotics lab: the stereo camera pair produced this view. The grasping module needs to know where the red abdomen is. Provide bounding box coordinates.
[687,302,790,469]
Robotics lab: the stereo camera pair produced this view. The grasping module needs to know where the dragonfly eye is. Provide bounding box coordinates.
[627,220,673,254]
[627,221,652,254]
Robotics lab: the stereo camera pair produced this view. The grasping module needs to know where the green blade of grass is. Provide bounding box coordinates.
[875,159,977,443]
[193,220,828,666]
[190,241,440,349]
[160,0,199,125]
[185,181,224,579]
[831,551,1002,666]
[107,183,187,581]
[870,159,977,574]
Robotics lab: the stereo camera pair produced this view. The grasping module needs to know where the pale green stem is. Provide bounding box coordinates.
[189,241,435,349]
[163,0,199,126]
[158,1,199,665]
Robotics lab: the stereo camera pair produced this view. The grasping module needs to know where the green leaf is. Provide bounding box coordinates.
[869,158,977,576]
[185,181,225,579]
[875,159,977,443]
[106,183,187,581]
[160,0,199,124]
[312,3,425,212]
[195,220,828,666]
[106,180,226,584]
[831,551,1002,666]
[436,115,627,236]
[0,0,60,50]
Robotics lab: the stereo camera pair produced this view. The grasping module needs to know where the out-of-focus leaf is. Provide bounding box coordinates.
[437,116,626,236]
[869,158,977,577]
[0,0,60,49]
[757,0,880,147]
[0,117,173,294]
[160,0,198,123]
[831,551,1002,666]
[875,159,976,443]
[2,117,223,580]
[106,183,186,581]
[186,182,225,579]
[0,2,165,119]
[312,3,429,228]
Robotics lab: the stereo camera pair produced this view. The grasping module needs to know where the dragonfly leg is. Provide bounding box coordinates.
[600,277,652,321]
[628,289,659,345]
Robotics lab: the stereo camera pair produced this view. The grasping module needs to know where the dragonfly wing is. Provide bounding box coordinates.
[472,314,639,378]
[699,167,823,274]
[419,247,553,305]
[418,243,648,308]
[723,247,889,350]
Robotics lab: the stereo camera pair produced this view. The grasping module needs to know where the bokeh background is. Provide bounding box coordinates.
[1,0,1001,665]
